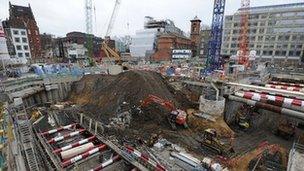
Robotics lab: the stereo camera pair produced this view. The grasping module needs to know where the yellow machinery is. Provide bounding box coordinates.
[201,129,234,155]
[101,40,121,64]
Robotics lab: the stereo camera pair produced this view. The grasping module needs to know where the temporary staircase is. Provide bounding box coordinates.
[14,105,39,171]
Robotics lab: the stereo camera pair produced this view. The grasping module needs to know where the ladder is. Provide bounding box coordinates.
[15,105,39,171]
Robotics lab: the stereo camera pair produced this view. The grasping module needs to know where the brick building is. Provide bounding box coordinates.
[8,2,42,59]
[151,33,193,61]
[190,16,202,57]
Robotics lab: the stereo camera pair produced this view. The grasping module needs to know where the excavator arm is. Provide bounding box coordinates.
[141,95,175,111]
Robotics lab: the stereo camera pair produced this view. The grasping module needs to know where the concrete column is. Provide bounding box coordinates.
[34,93,41,105]
[23,98,28,108]
[47,90,53,103]
[40,91,47,104]
[57,84,63,100]
[89,119,92,131]
[95,122,98,134]
[52,89,59,102]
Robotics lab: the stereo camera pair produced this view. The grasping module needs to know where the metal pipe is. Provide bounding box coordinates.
[265,84,303,92]
[227,82,304,99]
[269,81,304,88]
[211,81,219,101]
[53,136,96,154]
[40,123,76,136]
[61,142,94,160]
[61,144,107,168]
[47,129,85,144]
[89,154,121,171]
[235,91,304,112]
[125,145,166,171]
[226,95,304,121]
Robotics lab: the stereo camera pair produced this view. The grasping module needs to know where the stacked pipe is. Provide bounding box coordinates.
[226,95,304,121]
[53,136,96,154]
[269,81,304,88]
[125,145,166,171]
[61,144,107,168]
[240,88,303,100]
[265,84,303,92]
[40,123,76,136]
[89,154,121,171]
[235,91,304,112]
[48,129,85,144]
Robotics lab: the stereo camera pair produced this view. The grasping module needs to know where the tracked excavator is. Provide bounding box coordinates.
[140,95,188,130]
[201,129,234,155]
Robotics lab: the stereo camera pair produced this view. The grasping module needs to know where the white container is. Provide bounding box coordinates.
[60,142,94,159]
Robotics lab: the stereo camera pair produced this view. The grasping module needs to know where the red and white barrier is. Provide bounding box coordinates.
[269,81,304,88]
[235,91,304,110]
[40,123,76,136]
[125,145,166,171]
[53,136,96,154]
[89,154,121,171]
[48,129,85,144]
[61,144,107,168]
[265,84,303,92]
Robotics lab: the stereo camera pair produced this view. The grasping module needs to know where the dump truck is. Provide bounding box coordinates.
[201,129,234,155]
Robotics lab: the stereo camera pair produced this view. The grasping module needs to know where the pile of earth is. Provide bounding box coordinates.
[69,70,194,128]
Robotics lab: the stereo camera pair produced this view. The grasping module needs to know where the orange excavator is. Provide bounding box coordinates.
[140,95,188,130]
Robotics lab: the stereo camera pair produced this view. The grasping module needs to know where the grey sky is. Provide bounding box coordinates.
[0,0,303,37]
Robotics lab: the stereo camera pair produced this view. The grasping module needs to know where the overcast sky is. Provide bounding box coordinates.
[0,0,303,37]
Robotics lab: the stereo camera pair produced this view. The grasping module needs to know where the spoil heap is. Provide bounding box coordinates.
[69,71,193,126]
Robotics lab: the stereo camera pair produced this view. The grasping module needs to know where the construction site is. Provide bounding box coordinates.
[0,0,304,171]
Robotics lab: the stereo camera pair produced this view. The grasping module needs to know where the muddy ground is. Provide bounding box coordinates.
[67,70,300,170]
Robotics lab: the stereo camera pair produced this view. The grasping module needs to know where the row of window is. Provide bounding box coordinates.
[224,34,304,42]
[226,12,304,21]
[16,45,29,51]
[224,49,302,57]
[13,30,39,35]
[13,30,26,35]
[17,52,30,58]
[14,37,28,43]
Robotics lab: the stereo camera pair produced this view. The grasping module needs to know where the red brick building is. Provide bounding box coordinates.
[151,33,193,61]
[8,2,42,59]
[190,16,201,57]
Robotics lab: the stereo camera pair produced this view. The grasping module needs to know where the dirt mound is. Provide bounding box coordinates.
[69,71,193,124]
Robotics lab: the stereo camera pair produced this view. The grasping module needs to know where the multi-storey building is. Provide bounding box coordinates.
[222,2,304,66]
[7,2,42,59]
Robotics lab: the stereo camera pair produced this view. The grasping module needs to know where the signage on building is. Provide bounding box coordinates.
[172,49,192,59]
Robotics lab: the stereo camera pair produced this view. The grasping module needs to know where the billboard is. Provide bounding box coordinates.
[172,49,192,59]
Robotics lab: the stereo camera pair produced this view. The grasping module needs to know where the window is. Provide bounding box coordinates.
[257,45,262,48]
[21,31,26,35]
[260,14,267,19]
[260,22,265,26]
[22,37,27,43]
[285,35,290,41]
[297,45,302,49]
[289,51,295,56]
[292,35,297,41]
[296,51,301,56]
[25,52,30,58]
[24,45,28,50]
[17,53,23,57]
[16,45,22,50]
[259,29,264,34]
[282,51,287,56]
[13,30,19,35]
[15,37,20,43]
[283,44,288,48]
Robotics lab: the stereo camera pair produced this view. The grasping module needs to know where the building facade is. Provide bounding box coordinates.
[8,2,42,59]
[190,16,201,57]
[10,28,31,59]
[200,28,211,59]
[130,16,186,59]
[151,33,192,61]
[222,2,304,66]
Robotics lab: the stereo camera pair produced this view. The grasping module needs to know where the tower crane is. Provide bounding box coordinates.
[205,0,226,74]
[85,0,95,66]
[238,0,250,67]
[101,0,122,63]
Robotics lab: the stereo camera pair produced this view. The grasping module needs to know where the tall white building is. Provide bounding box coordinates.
[0,21,10,68]
[222,3,304,66]
[10,28,31,59]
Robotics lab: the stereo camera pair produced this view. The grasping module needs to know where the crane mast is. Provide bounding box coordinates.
[85,0,94,65]
[205,0,226,74]
[105,0,121,37]
[238,0,250,67]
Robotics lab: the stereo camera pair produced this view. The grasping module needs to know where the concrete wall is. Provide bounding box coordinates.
[199,96,225,116]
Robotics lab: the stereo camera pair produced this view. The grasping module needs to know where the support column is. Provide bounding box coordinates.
[89,119,92,131]
[40,91,47,104]
[47,90,53,103]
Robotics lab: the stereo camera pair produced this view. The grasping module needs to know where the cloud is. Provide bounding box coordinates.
[1,0,303,37]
